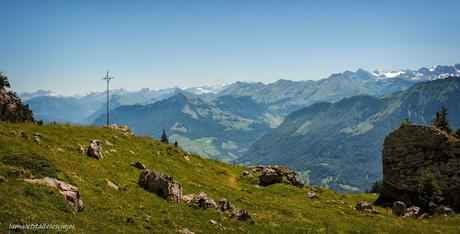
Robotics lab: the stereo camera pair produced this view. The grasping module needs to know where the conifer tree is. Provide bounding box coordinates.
[160,128,169,144]
[0,73,10,89]
[417,170,443,213]
[432,105,452,134]
[174,140,178,147]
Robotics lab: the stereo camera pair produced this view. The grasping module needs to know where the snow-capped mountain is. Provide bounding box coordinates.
[19,90,60,101]
[183,83,233,95]
[371,64,460,81]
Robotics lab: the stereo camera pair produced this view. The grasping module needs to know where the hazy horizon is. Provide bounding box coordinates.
[1,0,460,94]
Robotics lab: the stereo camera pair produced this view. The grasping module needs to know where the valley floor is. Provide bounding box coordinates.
[0,122,459,233]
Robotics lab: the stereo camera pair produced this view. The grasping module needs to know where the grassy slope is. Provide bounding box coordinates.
[0,123,459,233]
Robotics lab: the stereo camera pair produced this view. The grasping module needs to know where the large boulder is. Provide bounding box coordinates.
[259,168,283,186]
[87,140,104,159]
[138,170,182,203]
[24,177,84,212]
[378,125,460,211]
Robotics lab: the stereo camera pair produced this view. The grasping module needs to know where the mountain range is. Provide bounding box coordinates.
[240,77,460,192]
[21,64,460,184]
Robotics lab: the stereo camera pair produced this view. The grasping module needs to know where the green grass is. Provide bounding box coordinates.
[0,122,459,233]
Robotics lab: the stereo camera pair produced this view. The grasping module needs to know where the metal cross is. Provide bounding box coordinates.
[102,70,114,126]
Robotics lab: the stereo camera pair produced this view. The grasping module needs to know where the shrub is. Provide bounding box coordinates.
[400,118,411,127]
[2,154,59,178]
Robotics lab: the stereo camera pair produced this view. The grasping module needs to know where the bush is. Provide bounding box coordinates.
[417,170,443,214]
[1,154,59,178]
[400,118,411,127]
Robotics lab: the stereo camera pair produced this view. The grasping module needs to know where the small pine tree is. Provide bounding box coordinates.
[174,140,178,147]
[417,170,443,213]
[160,129,169,144]
[432,105,452,134]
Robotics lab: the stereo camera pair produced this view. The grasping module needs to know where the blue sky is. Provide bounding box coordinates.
[1,0,459,94]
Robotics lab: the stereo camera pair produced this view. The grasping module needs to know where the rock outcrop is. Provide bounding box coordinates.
[24,177,84,212]
[378,125,460,211]
[104,124,134,136]
[240,165,304,187]
[138,170,182,203]
[87,140,104,159]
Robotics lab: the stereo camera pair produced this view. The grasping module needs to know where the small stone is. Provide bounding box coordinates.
[107,180,119,190]
[392,201,407,216]
[236,209,252,221]
[209,219,217,225]
[417,213,429,220]
[87,140,104,159]
[133,161,147,170]
[307,190,317,199]
[177,228,195,234]
[404,206,421,218]
[129,150,136,155]
[355,201,373,211]
[33,132,42,143]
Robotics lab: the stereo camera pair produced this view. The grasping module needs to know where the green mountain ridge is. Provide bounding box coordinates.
[240,77,460,192]
[92,92,276,161]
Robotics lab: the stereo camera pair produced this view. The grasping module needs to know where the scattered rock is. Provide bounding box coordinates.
[437,207,454,215]
[355,201,373,212]
[392,201,407,216]
[183,192,217,209]
[33,132,42,143]
[129,150,136,155]
[105,140,114,146]
[78,145,86,154]
[404,206,421,218]
[286,173,305,188]
[20,131,28,140]
[24,177,84,212]
[104,124,134,136]
[241,165,303,188]
[209,219,217,225]
[182,154,190,161]
[56,148,65,153]
[138,170,182,203]
[236,209,252,221]
[177,228,195,234]
[133,161,147,170]
[107,180,119,190]
[218,198,236,213]
[307,190,318,199]
[417,213,429,220]
[87,140,104,159]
